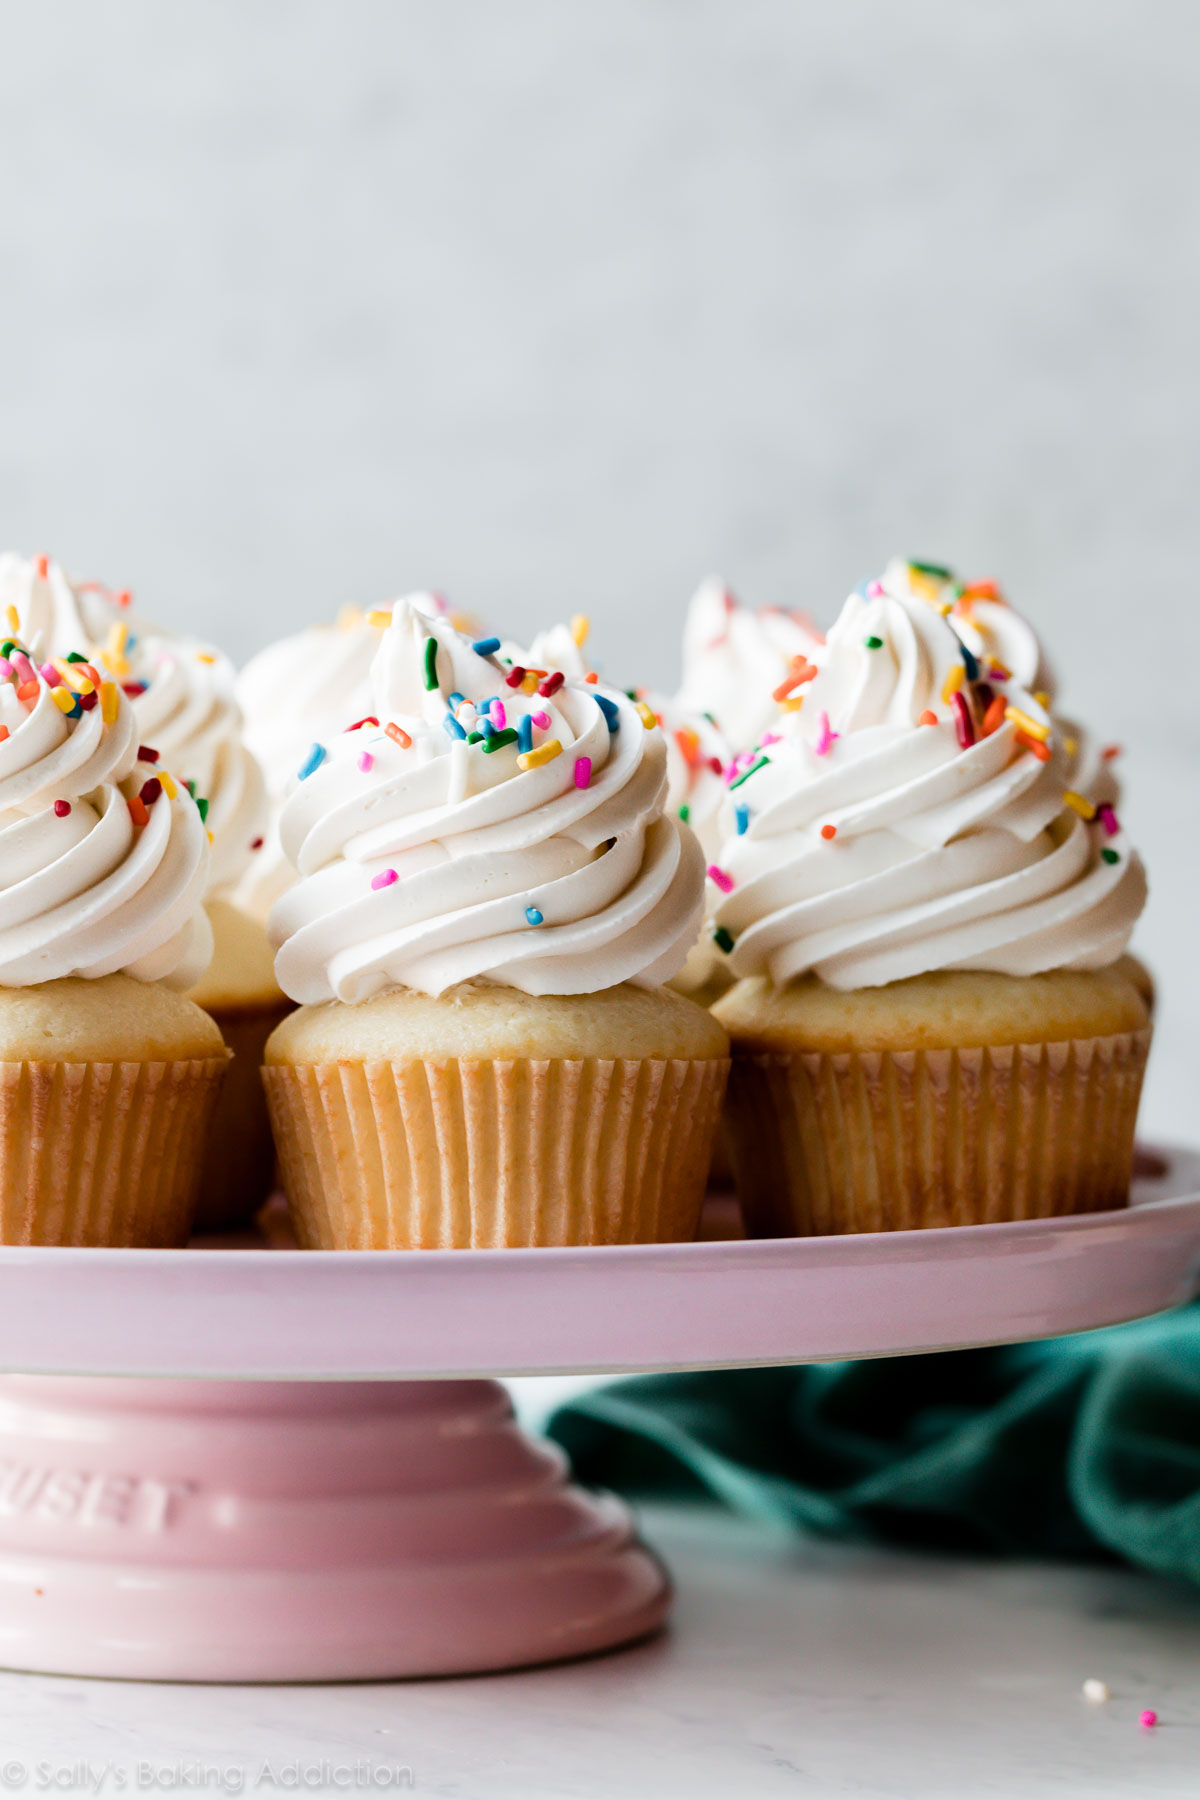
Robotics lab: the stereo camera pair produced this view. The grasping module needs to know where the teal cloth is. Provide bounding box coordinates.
[547,1304,1200,1583]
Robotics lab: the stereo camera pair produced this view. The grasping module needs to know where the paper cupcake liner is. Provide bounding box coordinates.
[0,1057,229,1246]
[724,1029,1152,1236]
[194,1002,293,1232]
[263,1056,730,1248]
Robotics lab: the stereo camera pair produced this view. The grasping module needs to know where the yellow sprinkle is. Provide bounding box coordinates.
[196,652,216,665]
[159,769,178,799]
[50,686,76,713]
[516,739,562,771]
[635,700,658,730]
[909,570,953,613]
[367,609,393,628]
[4,605,18,633]
[941,665,964,703]
[520,671,542,694]
[779,695,805,713]
[1063,736,1078,756]
[100,650,130,679]
[570,613,590,648]
[100,681,119,724]
[1004,705,1050,742]
[207,829,214,845]
[336,604,363,630]
[54,659,94,696]
[1063,789,1096,820]
[1034,690,1050,708]
[107,621,129,656]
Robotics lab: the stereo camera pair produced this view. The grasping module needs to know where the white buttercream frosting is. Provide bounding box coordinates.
[0,647,213,987]
[269,600,705,1002]
[707,559,1146,990]
[677,576,826,750]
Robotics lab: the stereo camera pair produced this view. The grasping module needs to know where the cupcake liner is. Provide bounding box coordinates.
[725,1029,1152,1236]
[0,1057,229,1246]
[263,1056,730,1248]
[194,1002,293,1232]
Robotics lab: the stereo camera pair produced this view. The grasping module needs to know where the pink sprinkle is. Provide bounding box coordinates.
[1097,802,1120,837]
[491,700,507,730]
[39,663,61,688]
[1139,1710,1158,1730]
[12,652,34,684]
[371,868,398,891]
[357,750,374,773]
[531,710,551,729]
[707,864,734,894]
[760,732,781,747]
[53,799,71,818]
[813,710,839,757]
[0,659,12,680]
[574,755,592,789]
[866,580,885,597]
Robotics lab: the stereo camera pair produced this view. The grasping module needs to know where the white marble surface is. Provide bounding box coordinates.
[0,1503,1197,1798]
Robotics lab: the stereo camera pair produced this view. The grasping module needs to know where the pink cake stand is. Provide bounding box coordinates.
[0,1144,1195,1684]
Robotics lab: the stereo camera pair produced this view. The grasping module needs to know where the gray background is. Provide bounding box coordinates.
[0,0,1194,1127]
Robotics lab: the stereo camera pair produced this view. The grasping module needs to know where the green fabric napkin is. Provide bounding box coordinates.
[547,1303,1200,1582]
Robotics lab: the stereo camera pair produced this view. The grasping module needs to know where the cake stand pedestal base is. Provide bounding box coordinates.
[0,1376,669,1682]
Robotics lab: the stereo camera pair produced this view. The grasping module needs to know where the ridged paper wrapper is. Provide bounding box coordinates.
[263,1056,730,1248]
[194,1002,293,1232]
[724,1030,1151,1236]
[0,1056,229,1246]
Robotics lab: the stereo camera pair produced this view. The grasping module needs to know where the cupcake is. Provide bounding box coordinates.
[262,599,729,1248]
[2,551,281,1227]
[0,635,227,1244]
[677,576,825,750]
[708,558,1150,1234]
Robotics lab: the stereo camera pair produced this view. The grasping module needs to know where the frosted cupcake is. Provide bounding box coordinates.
[677,577,825,750]
[708,558,1150,1234]
[0,636,227,1244]
[263,600,728,1248]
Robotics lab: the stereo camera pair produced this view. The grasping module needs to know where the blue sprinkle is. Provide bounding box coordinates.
[959,643,980,682]
[297,743,326,780]
[447,691,464,709]
[594,693,620,732]
[472,637,501,657]
[444,712,467,740]
[517,714,533,753]
[525,906,544,926]
[479,717,496,739]
[735,804,750,835]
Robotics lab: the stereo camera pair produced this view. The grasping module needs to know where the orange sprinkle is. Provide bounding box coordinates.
[584,671,598,684]
[34,554,49,579]
[385,722,412,749]
[128,796,150,827]
[919,709,938,727]
[1015,730,1052,763]
[16,679,38,702]
[961,580,1005,604]
[772,661,817,702]
[820,823,837,841]
[981,694,1007,737]
[674,727,700,766]
[1101,744,1122,761]
[0,725,8,743]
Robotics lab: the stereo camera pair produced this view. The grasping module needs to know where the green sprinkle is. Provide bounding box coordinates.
[481,727,519,754]
[864,635,883,649]
[909,559,953,580]
[65,650,88,663]
[713,925,735,955]
[422,635,439,691]
[466,731,484,745]
[678,803,690,824]
[1,641,18,658]
[729,755,769,791]
[195,795,209,823]
[1101,847,1120,865]
[185,779,197,799]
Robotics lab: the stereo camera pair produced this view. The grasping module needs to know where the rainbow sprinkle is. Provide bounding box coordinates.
[517,739,562,771]
[371,869,398,890]
[573,755,592,789]
[297,743,326,780]
[422,636,439,691]
[707,864,734,893]
[525,906,544,925]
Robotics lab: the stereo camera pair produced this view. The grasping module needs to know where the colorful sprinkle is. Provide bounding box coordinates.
[1139,1710,1157,1729]
[525,906,544,925]
[573,755,592,789]
[371,869,399,891]
[635,700,657,730]
[735,805,750,835]
[482,727,519,754]
[959,643,980,682]
[981,694,1007,737]
[951,691,975,749]
[195,795,209,823]
[706,864,734,894]
[444,712,467,740]
[447,691,464,708]
[1097,803,1120,837]
[517,738,562,771]
[919,709,938,727]
[505,665,527,689]
[385,722,412,749]
[0,726,8,742]
[1004,705,1050,742]
[517,714,534,753]
[100,682,119,724]
[820,823,837,840]
[813,711,838,757]
[137,744,160,763]
[570,614,590,647]
[490,700,507,731]
[472,636,501,657]
[678,802,690,823]
[138,777,161,806]
[297,743,327,780]
[864,635,884,650]
[127,796,149,828]
[357,750,374,772]
[53,799,71,818]
[531,710,551,729]
[910,559,953,580]
[366,609,393,628]
[422,635,439,691]
[941,664,964,703]
[49,685,76,712]
[539,671,565,698]
[1101,744,1122,761]
[594,693,620,732]
[1063,790,1096,820]
[38,662,61,688]
[345,715,380,733]
[1015,730,1052,763]
[1101,847,1121,865]
[713,925,735,955]
[4,605,18,633]
[730,755,769,791]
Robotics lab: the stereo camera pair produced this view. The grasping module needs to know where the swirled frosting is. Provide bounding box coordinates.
[677,577,826,750]
[0,643,213,987]
[707,559,1146,990]
[1,552,266,899]
[269,599,705,1002]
